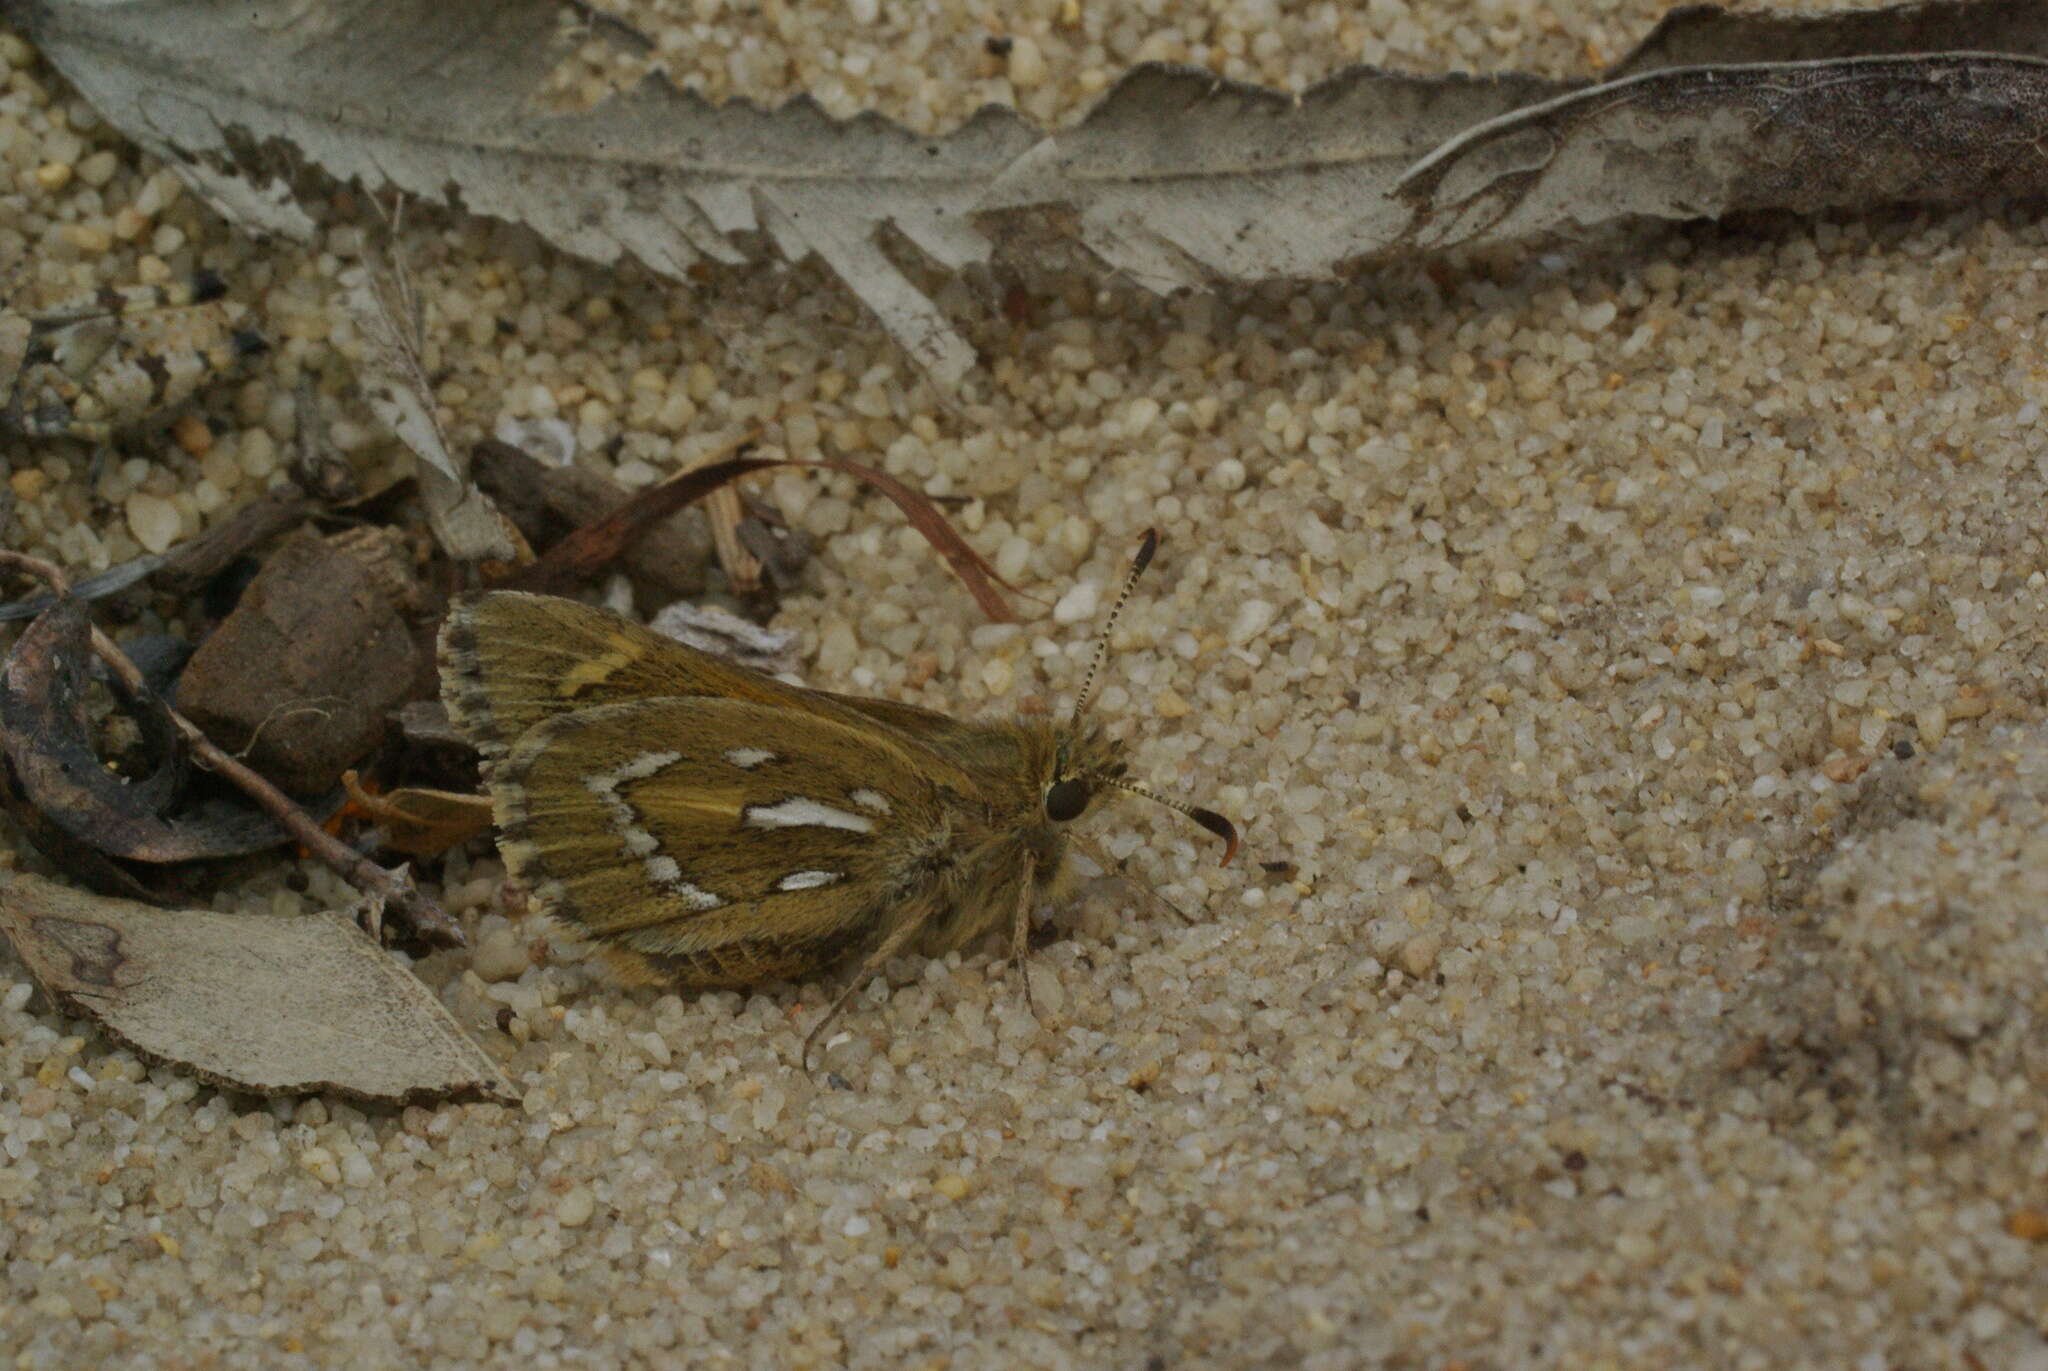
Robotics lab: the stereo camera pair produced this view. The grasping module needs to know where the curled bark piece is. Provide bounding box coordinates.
[0,596,289,868]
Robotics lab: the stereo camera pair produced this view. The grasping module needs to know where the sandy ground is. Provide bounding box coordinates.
[3,2,2046,1368]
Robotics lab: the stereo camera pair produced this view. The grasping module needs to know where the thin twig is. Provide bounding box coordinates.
[0,549,464,947]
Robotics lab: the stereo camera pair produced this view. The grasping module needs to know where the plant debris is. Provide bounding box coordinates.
[0,595,292,886]
[0,269,264,441]
[0,551,463,946]
[472,437,712,599]
[647,600,802,676]
[175,527,423,796]
[345,257,521,564]
[501,445,1022,621]
[340,771,493,858]
[0,870,514,1103]
[15,0,2048,381]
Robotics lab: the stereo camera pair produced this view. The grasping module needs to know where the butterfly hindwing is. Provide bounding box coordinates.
[489,695,963,988]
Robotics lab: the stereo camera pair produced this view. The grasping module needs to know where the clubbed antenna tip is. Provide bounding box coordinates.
[1102,778,1239,868]
[1131,527,1159,577]
[1190,807,1239,867]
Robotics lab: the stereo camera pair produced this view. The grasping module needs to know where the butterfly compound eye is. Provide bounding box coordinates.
[1044,778,1091,823]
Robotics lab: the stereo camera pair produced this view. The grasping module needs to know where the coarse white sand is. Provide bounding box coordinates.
[2,3,2045,1368]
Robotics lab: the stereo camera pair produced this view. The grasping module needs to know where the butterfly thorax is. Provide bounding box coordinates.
[911,715,1124,956]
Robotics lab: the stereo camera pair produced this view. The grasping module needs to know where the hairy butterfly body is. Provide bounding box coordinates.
[438,531,1234,1063]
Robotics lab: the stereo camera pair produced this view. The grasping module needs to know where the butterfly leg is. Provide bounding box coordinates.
[800,913,929,1074]
[1007,871,1039,1022]
[1069,831,1194,924]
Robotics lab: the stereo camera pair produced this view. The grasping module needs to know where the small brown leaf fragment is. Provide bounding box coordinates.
[0,871,514,1104]
[340,771,492,857]
[177,528,420,795]
[0,548,460,948]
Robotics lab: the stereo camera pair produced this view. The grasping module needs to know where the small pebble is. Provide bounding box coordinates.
[1229,599,1278,645]
[557,1187,596,1227]
[470,925,532,983]
[1399,936,1439,979]
[172,413,213,458]
[1052,581,1099,625]
[1007,36,1048,89]
[125,492,181,554]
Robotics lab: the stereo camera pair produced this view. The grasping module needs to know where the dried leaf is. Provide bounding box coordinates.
[1395,53,2048,248]
[471,438,712,598]
[500,448,1020,622]
[344,262,519,563]
[823,455,1024,621]
[17,0,2048,382]
[0,871,514,1103]
[0,550,463,947]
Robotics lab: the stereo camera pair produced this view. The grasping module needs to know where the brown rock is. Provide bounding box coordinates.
[176,528,419,794]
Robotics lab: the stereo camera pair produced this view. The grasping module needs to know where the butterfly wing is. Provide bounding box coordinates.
[488,695,973,988]
[439,591,966,770]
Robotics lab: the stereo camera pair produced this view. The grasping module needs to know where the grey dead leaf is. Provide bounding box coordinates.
[0,871,516,1104]
[343,261,520,564]
[11,0,2048,384]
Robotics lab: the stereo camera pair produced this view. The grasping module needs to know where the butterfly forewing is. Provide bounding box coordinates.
[489,696,963,987]
[441,591,966,769]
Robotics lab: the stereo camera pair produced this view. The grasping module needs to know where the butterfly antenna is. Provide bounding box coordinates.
[1100,776,1239,867]
[1070,528,1159,724]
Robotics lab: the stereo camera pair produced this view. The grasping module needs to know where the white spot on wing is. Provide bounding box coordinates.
[584,751,711,898]
[776,870,841,891]
[849,788,893,815]
[645,855,723,910]
[743,798,874,833]
[724,747,775,769]
[585,750,682,794]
